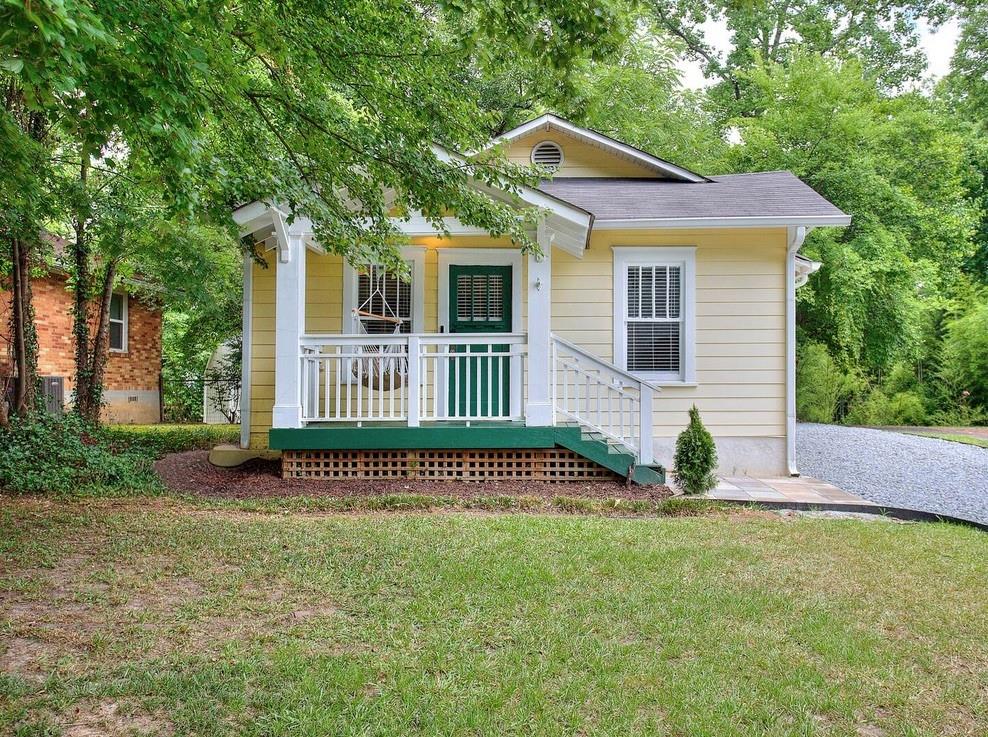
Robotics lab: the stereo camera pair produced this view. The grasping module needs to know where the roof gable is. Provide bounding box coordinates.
[490,114,709,183]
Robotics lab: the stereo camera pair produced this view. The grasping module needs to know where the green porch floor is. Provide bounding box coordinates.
[269,422,551,451]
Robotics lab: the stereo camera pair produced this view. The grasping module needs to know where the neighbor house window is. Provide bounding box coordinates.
[343,246,425,335]
[613,247,695,384]
[109,293,127,352]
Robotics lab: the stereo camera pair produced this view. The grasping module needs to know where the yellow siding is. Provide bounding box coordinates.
[551,228,787,439]
[503,131,660,178]
[247,228,787,447]
[248,250,276,448]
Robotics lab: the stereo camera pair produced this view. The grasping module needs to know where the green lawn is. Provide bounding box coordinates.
[904,431,988,449]
[1,499,986,736]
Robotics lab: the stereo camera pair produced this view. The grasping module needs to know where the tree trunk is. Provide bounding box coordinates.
[72,154,98,422]
[84,261,117,422]
[9,237,39,417]
[3,83,44,421]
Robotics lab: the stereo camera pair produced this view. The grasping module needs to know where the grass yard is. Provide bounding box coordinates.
[1,499,986,736]
[903,431,988,449]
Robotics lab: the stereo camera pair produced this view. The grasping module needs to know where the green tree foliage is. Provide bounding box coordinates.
[940,303,988,409]
[563,28,730,171]
[672,406,718,495]
[796,342,843,423]
[1,0,628,422]
[645,0,953,115]
[729,55,978,377]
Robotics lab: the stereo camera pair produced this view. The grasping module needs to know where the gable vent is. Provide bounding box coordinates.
[531,141,563,169]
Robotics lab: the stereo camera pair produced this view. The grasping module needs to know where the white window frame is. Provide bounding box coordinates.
[612,246,696,385]
[109,292,128,353]
[342,246,426,334]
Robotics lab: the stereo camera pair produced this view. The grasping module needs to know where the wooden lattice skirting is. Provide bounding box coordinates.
[281,448,620,482]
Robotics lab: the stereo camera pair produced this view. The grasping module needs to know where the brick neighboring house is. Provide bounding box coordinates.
[1,268,163,424]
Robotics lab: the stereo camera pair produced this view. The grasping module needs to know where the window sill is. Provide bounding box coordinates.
[632,375,697,388]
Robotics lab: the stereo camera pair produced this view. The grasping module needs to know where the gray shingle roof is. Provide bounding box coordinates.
[538,172,849,222]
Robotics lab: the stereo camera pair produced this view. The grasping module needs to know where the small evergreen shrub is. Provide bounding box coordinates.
[672,406,718,495]
[0,413,160,495]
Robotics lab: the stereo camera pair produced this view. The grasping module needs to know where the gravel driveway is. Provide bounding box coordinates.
[797,423,988,524]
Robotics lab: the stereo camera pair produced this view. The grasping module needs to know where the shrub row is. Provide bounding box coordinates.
[0,415,239,496]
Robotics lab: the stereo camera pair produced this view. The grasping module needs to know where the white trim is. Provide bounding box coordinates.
[436,248,523,335]
[612,247,696,385]
[272,232,306,428]
[342,246,426,334]
[595,215,851,229]
[487,114,708,183]
[526,222,552,425]
[786,226,808,476]
[109,292,128,353]
[794,253,822,288]
[437,248,524,418]
[239,255,253,449]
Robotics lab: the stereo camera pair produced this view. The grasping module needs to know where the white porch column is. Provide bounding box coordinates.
[272,212,307,429]
[526,220,553,426]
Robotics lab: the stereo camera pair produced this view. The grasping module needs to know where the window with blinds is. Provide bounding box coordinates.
[625,264,683,375]
[356,264,412,334]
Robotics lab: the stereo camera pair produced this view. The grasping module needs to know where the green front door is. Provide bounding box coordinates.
[448,265,512,418]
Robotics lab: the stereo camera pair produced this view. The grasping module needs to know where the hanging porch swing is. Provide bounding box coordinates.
[350,264,411,391]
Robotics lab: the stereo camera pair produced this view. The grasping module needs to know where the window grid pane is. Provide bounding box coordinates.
[626,263,683,375]
[627,323,680,373]
[109,321,124,351]
[358,263,412,334]
[109,293,123,321]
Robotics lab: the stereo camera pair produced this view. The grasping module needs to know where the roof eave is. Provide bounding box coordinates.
[593,214,852,230]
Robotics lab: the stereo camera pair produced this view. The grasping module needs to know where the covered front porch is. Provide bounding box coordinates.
[234,200,661,477]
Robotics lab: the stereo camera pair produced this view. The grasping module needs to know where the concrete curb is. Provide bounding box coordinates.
[711,498,988,532]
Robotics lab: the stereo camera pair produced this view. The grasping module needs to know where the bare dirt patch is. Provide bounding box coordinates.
[63,699,172,737]
[155,450,673,501]
[0,637,58,681]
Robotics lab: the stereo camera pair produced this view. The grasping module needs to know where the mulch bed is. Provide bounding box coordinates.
[155,451,673,501]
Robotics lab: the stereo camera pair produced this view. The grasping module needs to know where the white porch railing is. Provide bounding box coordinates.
[300,333,527,425]
[550,334,656,465]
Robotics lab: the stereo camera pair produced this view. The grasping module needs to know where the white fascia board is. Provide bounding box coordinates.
[232,200,270,227]
[232,200,295,238]
[431,143,592,233]
[594,215,852,229]
[484,114,709,183]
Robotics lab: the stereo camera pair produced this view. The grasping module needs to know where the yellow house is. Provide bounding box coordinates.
[232,115,848,483]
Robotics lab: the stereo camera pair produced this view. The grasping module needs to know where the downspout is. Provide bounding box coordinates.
[786,225,808,476]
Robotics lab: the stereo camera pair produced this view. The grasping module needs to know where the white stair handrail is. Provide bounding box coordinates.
[550,333,658,465]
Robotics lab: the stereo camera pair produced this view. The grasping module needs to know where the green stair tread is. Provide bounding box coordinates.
[553,427,665,486]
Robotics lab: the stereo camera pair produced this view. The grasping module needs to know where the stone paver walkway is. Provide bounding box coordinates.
[707,476,874,506]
